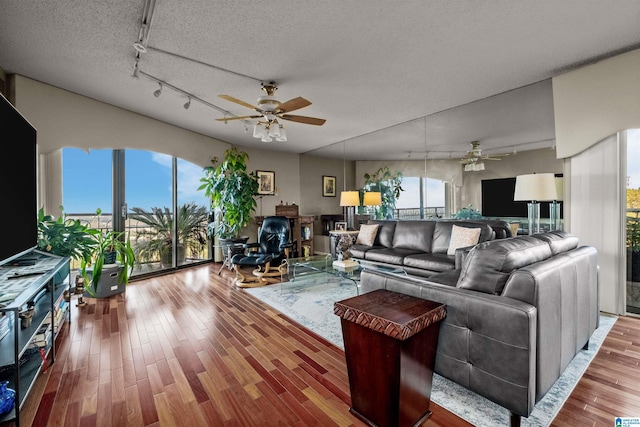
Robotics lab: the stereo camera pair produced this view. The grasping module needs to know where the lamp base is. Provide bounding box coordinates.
[527,202,541,235]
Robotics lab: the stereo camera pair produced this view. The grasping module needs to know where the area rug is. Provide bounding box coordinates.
[245,275,617,427]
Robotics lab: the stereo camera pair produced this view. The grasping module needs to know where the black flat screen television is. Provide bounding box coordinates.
[481,176,562,218]
[0,93,37,263]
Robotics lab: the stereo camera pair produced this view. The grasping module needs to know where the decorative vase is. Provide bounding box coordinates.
[0,380,16,415]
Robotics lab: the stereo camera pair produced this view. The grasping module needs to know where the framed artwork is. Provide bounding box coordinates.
[323,175,337,197]
[257,170,275,195]
[335,221,347,231]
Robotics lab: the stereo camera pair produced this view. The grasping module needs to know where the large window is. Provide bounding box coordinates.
[62,148,211,276]
[627,130,640,314]
[395,177,446,219]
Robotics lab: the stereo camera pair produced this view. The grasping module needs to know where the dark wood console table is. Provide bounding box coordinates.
[334,289,446,427]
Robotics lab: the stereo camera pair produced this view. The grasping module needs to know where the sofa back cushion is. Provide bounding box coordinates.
[457,236,553,295]
[368,220,397,247]
[392,221,435,252]
[531,231,579,255]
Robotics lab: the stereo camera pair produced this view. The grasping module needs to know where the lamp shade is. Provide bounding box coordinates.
[340,191,360,207]
[514,173,558,202]
[363,191,382,206]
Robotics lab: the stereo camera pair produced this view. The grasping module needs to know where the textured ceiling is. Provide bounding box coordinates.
[1,1,640,160]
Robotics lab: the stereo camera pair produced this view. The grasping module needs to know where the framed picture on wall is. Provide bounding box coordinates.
[257,170,275,195]
[323,175,337,197]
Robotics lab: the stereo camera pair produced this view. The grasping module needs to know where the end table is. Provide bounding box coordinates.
[334,289,446,427]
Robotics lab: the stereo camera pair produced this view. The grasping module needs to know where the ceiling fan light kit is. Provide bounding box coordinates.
[461,141,508,171]
[217,81,326,141]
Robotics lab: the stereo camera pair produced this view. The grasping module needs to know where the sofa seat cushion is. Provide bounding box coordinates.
[457,236,553,295]
[364,247,423,265]
[404,253,456,272]
[350,244,383,259]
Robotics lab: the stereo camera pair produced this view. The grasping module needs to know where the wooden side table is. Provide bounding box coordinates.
[334,289,446,427]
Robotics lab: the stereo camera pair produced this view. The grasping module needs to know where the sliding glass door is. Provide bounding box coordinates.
[62,148,211,276]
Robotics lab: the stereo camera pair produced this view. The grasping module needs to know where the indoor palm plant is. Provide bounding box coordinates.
[198,147,260,240]
[131,203,208,268]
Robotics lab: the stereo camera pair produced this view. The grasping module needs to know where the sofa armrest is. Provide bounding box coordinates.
[360,269,537,417]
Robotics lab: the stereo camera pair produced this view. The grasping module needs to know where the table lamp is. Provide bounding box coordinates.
[514,173,557,235]
[340,191,360,230]
[363,191,382,217]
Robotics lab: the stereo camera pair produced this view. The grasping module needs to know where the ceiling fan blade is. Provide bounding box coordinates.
[277,97,312,113]
[215,115,262,121]
[280,114,326,126]
[219,95,258,110]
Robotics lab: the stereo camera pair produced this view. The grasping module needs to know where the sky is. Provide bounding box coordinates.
[62,148,208,214]
[396,177,445,209]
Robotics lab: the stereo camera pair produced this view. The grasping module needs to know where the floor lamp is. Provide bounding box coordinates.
[340,191,360,230]
[514,173,558,235]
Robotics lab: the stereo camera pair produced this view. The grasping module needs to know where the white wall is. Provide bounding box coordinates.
[553,48,640,158]
[567,135,625,314]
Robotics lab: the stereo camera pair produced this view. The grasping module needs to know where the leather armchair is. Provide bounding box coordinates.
[231,216,294,287]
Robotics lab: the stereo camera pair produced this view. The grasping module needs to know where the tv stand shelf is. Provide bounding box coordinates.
[0,249,70,426]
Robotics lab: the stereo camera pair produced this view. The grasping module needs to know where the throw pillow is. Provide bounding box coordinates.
[356,224,379,246]
[447,225,482,256]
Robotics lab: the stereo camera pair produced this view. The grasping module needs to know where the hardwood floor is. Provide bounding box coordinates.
[13,263,640,427]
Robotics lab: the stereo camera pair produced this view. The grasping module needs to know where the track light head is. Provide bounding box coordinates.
[184,97,191,109]
[154,83,162,97]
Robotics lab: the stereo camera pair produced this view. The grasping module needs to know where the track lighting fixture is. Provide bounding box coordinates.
[183,97,191,109]
[153,83,162,97]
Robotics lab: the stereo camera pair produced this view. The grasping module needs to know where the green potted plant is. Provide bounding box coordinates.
[37,207,98,262]
[131,203,208,268]
[453,205,483,220]
[80,228,136,297]
[361,166,403,220]
[198,147,260,241]
[37,207,99,283]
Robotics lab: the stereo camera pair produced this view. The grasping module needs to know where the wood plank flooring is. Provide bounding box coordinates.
[12,263,640,427]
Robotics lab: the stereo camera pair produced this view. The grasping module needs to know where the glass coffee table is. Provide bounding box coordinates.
[281,254,406,294]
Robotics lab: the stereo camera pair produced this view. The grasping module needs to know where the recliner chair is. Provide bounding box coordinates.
[230,216,294,287]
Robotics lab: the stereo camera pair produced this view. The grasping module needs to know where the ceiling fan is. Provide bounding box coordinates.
[216,81,326,128]
[460,141,509,171]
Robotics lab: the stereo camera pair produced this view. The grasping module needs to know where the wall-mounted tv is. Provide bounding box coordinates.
[0,93,37,263]
[481,176,563,218]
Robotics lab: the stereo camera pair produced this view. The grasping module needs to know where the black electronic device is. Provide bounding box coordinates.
[0,93,37,264]
[481,176,563,218]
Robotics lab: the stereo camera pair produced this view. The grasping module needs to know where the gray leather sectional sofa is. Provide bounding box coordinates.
[350,219,510,278]
[359,231,599,426]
